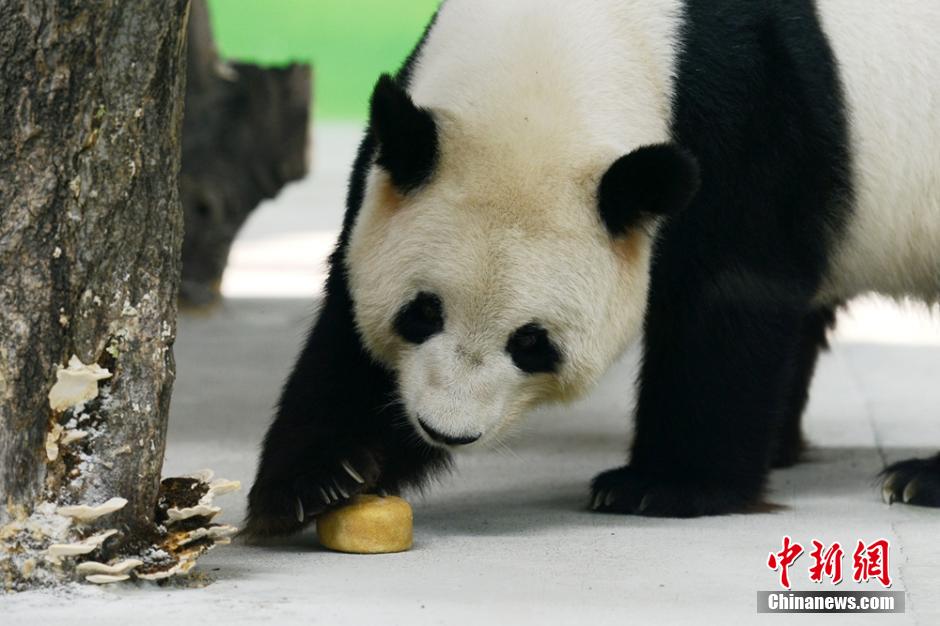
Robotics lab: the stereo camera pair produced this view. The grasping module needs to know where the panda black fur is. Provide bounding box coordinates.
[246,0,940,536]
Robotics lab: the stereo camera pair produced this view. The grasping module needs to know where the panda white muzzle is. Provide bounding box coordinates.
[416,417,482,446]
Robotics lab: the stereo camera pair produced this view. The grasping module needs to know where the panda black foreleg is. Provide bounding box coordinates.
[591,301,807,517]
[244,276,450,538]
[770,306,838,468]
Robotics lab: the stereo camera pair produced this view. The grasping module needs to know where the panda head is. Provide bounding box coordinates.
[347,75,699,448]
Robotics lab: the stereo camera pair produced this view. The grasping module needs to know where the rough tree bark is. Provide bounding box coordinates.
[0,1,190,587]
[179,0,311,308]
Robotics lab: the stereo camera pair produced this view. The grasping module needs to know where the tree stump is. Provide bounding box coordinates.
[179,0,311,308]
[0,1,190,588]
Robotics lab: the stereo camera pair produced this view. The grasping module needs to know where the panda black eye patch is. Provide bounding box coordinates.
[394,292,445,344]
[506,323,561,374]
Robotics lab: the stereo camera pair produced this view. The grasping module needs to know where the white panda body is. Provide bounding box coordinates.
[816,1,940,302]
[408,0,683,162]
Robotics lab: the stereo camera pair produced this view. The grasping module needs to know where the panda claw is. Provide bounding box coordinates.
[295,497,305,523]
[882,471,900,505]
[880,456,940,508]
[334,480,349,500]
[591,491,605,510]
[604,491,616,507]
[319,485,331,504]
[341,460,366,484]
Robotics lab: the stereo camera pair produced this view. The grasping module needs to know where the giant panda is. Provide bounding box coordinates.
[245,0,940,536]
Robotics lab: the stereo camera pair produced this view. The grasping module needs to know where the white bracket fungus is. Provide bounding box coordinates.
[136,557,197,582]
[177,525,238,547]
[48,356,111,412]
[131,471,241,583]
[45,423,64,461]
[45,423,90,462]
[165,474,241,522]
[76,559,143,576]
[58,497,128,522]
[85,574,130,584]
[47,529,117,557]
[9,472,241,588]
[166,504,221,522]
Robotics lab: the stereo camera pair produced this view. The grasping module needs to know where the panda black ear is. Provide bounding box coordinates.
[597,144,700,236]
[369,74,438,193]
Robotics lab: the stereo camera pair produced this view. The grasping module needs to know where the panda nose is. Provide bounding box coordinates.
[417,418,482,446]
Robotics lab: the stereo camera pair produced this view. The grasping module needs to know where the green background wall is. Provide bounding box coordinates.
[207,0,440,121]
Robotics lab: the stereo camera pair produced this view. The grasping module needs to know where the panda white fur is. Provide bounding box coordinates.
[246,0,940,535]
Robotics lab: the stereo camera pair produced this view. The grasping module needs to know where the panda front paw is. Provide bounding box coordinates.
[881,455,940,507]
[589,465,765,517]
[245,449,383,538]
[293,452,384,518]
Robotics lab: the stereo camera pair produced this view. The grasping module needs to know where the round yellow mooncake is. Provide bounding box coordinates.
[316,495,413,554]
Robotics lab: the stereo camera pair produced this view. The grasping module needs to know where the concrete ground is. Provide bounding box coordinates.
[7,125,940,625]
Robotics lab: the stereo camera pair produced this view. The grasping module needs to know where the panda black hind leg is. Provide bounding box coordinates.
[771,306,838,469]
[589,0,855,517]
[244,264,450,538]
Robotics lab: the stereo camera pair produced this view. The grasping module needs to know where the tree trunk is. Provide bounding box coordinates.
[179,0,311,309]
[0,0,190,587]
